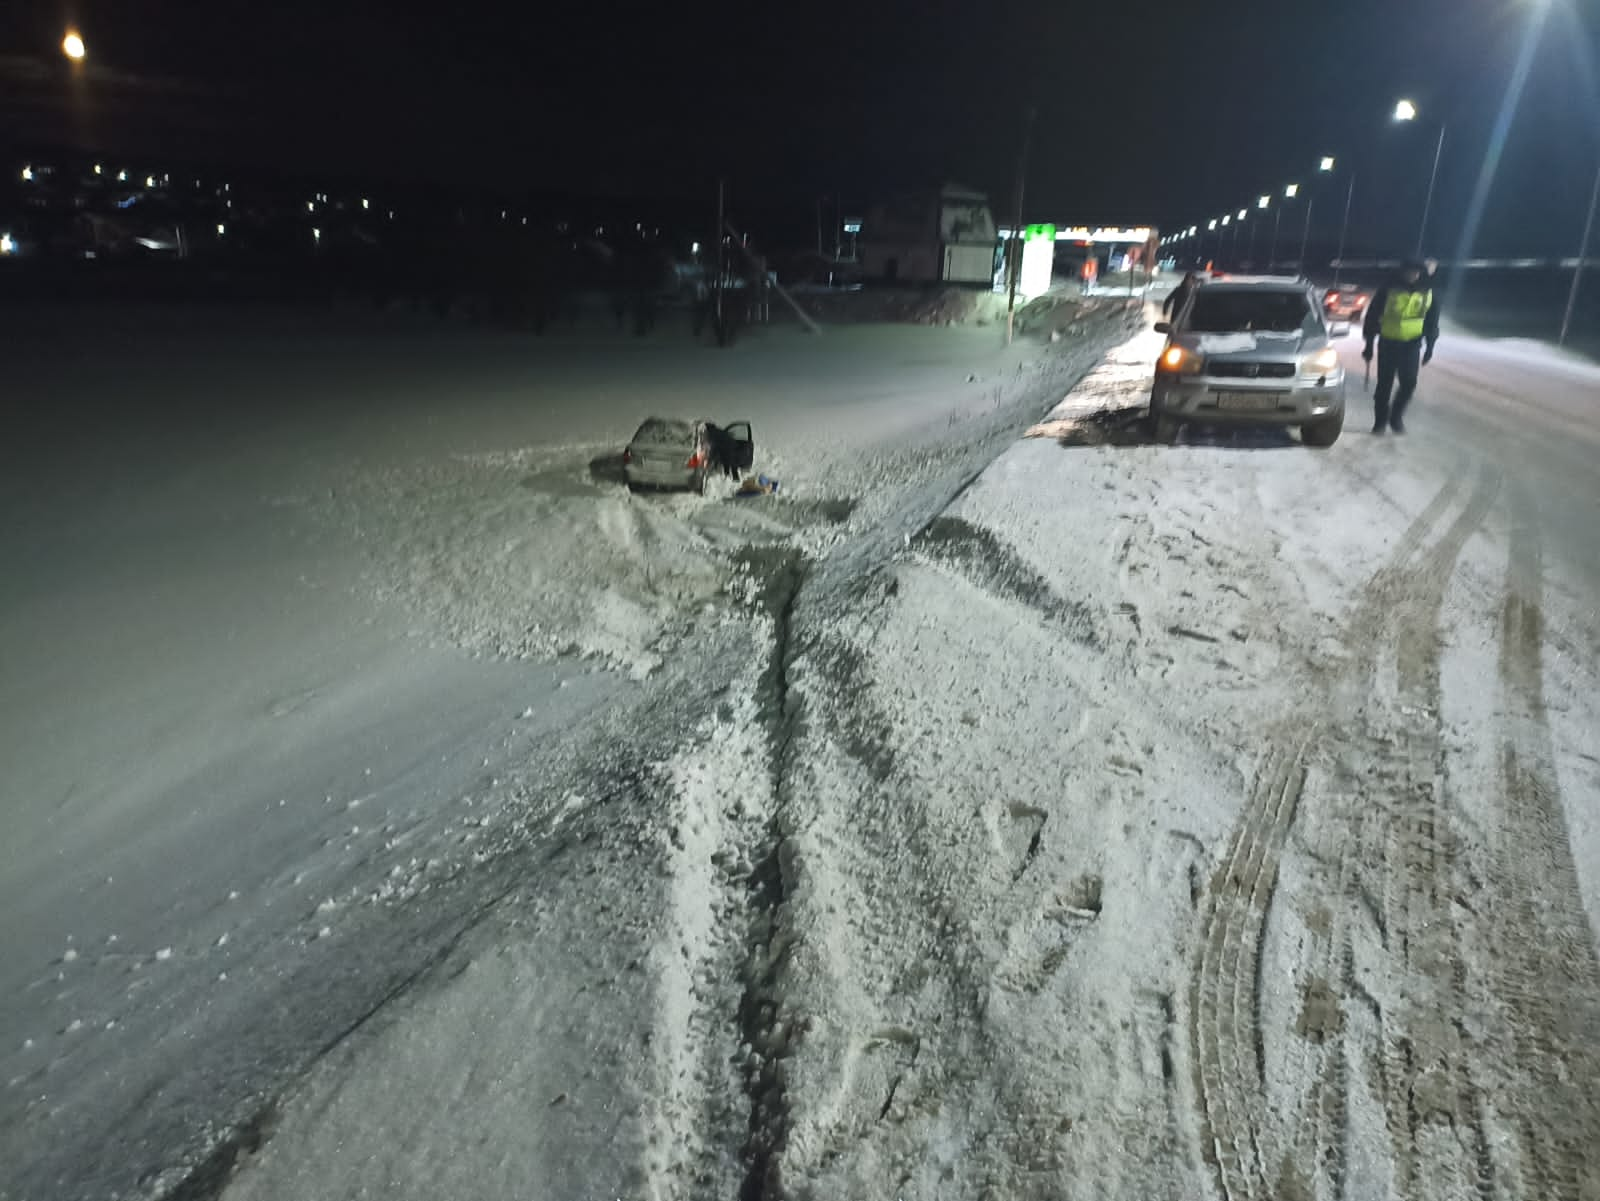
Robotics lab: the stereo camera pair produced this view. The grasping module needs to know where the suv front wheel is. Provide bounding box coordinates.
[1302,409,1344,448]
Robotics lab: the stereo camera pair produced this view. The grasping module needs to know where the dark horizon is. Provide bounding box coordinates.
[6,0,1600,258]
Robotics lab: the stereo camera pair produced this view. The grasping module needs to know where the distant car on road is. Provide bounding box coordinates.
[1152,276,1348,447]
[1323,284,1370,322]
[622,418,754,493]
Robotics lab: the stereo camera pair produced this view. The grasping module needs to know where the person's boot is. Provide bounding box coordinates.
[1372,397,1389,434]
[1390,416,1406,434]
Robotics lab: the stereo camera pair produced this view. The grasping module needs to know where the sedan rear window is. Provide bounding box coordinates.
[1186,290,1315,334]
[631,418,695,444]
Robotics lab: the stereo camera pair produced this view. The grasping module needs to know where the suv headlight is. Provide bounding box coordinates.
[1299,347,1340,376]
[1159,345,1204,375]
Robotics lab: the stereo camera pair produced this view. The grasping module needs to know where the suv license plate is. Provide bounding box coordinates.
[1217,391,1285,411]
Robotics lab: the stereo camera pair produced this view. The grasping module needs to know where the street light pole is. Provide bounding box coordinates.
[1416,123,1447,256]
[1005,104,1035,347]
[1270,206,1283,271]
[1297,198,1315,274]
[1334,172,1356,287]
[1560,158,1600,348]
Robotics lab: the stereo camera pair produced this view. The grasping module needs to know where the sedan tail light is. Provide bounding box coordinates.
[686,451,705,469]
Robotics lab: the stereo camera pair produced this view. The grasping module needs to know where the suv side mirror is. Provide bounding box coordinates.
[1154,321,1172,333]
[1329,321,1351,338]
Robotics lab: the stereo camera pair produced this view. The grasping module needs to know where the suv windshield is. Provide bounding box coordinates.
[1186,290,1315,334]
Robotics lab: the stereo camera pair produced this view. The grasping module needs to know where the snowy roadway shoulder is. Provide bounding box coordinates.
[768,327,1600,1200]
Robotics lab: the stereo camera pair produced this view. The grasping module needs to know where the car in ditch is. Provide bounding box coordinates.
[1151,276,1348,447]
[622,418,754,493]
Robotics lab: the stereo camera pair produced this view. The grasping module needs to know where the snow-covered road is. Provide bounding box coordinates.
[6,300,1597,1201]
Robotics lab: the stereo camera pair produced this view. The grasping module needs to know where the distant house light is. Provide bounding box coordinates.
[93,163,103,176]
[307,201,315,212]
[312,227,321,242]
[0,233,14,255]
[146,175,156,188]
[691,241,701,254]
[117,170,128,182]
[21,166,33,182]
[216,223,226,236]
[362,198,370,210]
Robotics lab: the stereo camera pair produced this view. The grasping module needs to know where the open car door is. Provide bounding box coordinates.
[722,422,755,470]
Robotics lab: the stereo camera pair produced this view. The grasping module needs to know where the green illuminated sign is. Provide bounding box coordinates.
[1024,224,1056,242]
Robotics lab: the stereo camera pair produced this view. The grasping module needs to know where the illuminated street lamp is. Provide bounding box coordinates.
[1284,184,1299,199]
[1394,99,1418,122]
[1320,156,1336,173]
[63,31,86,61]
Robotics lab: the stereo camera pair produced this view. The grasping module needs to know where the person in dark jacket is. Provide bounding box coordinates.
[1163,270,1199,319]
[1361,259,1440,434]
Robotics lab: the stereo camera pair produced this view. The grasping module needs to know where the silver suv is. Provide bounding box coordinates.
[1152,276,1348,447]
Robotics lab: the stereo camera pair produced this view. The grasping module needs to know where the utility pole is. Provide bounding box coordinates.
[1005,104,1036,347]
[1297,198,1315,275]
[715,178,725,345]
[1333,172,1356,287]
[1560,159,1600,348]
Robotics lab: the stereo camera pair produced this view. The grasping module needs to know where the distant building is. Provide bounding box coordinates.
[860,183,997,285]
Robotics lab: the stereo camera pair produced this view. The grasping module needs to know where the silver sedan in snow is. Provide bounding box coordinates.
[622,418,754,494]
[1152,277,1349,447]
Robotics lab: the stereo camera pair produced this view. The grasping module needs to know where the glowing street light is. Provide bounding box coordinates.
[62,31,86,61]
[1320,156,1336,172]
[1284,184,1299,198]
[1237,209,1247,220]
[117,170,127,182]
[1221,215,1231,226]
[1258,194,1271,209]
[1394,99,1418,122]
[1208,219,1218,230]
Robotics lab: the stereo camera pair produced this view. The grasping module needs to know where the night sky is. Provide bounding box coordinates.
[7,0,1600,255]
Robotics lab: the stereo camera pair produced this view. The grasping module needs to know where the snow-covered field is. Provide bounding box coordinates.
[6,300,1598,1201]
[0,300,1132,1200]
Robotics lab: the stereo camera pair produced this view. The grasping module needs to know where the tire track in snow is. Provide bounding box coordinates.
[1367,471,1500,1201]
[1470,481,1600,1201]
[1189,466,1497,1201]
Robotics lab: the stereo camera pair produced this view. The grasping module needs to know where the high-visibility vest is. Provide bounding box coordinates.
[1380,288,1432,341]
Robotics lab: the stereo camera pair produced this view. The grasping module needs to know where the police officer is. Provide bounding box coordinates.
[1361,259,1440,435]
